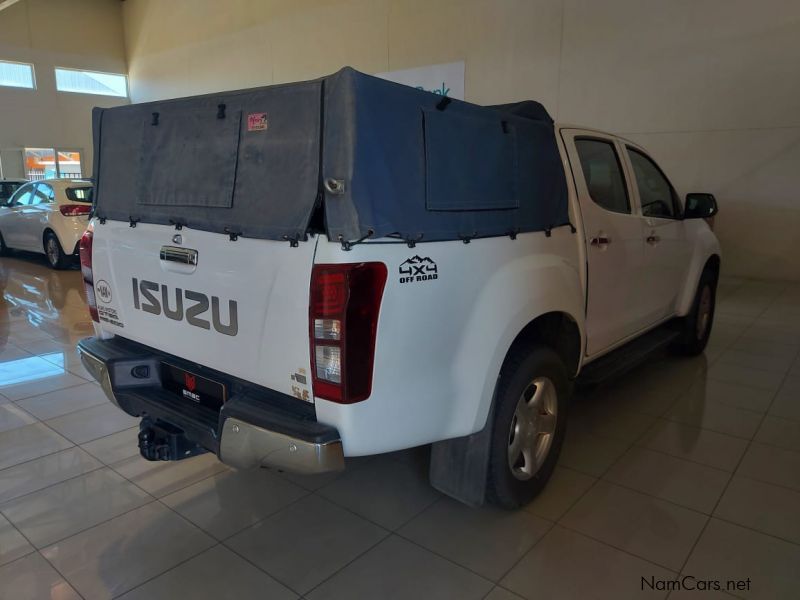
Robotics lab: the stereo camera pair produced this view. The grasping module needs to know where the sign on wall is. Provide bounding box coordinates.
[375,61,465,100]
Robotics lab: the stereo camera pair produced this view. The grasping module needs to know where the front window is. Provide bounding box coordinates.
[8,183,34,206]
[627,148,681,219]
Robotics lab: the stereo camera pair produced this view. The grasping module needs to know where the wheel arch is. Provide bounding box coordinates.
[705,253,721,282]
[430,309,582,507]
[677,251,722,316]
[43,226,75,254]
[42,227,58,248]
[504,311,582,380]
[676,223,722,316]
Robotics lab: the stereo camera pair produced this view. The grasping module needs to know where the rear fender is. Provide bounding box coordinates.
[459,255,585,434]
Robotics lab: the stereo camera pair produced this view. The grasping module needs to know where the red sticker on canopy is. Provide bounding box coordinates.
[247,112,268,131]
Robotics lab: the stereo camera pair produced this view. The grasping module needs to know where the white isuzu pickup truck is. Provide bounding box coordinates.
[77,67,720,507]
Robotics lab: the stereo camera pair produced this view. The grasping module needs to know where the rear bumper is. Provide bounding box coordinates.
[77,336,344,474]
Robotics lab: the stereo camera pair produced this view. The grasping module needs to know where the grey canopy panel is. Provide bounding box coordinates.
[92,67,568,243]
[93,81,322,239]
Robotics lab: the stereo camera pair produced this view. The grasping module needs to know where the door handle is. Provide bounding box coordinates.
[646,234,660,245]
[160,245,198,265]
[590,236,611,247]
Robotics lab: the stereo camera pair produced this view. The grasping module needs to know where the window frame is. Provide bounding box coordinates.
[54,66,128,98]
[625,146,683,220]
[0,59,36,90]
[574,135,633,216]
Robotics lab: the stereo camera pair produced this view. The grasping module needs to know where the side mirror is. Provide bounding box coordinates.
[684,193,718,219]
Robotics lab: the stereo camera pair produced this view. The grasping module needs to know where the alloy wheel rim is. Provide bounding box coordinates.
[697,285,712,340]
[507,376,557,481]
[46,238,59,265]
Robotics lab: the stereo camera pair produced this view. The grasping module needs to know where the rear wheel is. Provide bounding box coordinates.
[44,231,69,269]
[486,345,570,508]
[0,232,9,255]
[672,269,717,356]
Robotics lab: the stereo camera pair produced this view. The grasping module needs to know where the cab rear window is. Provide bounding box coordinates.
[66,186,93,202]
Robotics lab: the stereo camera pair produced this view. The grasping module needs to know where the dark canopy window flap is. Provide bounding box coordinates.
[423,108,519,212]
[137,107,242,208]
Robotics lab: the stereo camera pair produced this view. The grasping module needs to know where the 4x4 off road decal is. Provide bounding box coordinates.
[131,278,239,336]
[399,256,438,284]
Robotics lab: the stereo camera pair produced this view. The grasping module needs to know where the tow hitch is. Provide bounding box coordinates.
[138,418,207,461]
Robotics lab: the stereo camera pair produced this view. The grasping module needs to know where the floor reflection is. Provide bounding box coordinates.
[0,352,66,386]
[1,253,91,388]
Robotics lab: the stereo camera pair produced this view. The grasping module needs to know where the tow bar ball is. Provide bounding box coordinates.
[138,418,207,461]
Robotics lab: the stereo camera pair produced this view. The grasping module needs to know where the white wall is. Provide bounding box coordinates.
[121,0,800,280]
[0,0,128,175]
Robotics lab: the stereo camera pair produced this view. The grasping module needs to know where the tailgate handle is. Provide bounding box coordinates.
[160,246,198,266]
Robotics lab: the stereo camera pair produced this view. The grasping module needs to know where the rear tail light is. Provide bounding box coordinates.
[79,230,98,322]
[60,204,92,216]
[309,262,387,404]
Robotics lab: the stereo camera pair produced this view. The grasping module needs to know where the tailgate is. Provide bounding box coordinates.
[90,221,318,402]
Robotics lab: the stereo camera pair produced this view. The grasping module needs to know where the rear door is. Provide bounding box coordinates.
[17,183,54,250]
[623,146,690,321]
[0,182,35,248]
[561,129,650,355]
[90,222,319,402]
[89,79,325,401]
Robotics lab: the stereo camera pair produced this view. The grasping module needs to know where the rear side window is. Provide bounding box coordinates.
[31,183,54,204]
[575,139,630,214]
[66,186,92,202]
[627,148,681,219]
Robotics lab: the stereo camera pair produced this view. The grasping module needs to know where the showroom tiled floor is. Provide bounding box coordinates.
[0,252,799,599]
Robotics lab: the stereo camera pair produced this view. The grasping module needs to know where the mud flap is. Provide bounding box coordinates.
[429,402,495,507]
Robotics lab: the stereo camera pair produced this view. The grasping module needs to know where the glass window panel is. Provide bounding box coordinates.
[24,148,57,181]
[54,67,127,97]
[628,148,681,219]
[575,139,631,215]
[0,60,35,89]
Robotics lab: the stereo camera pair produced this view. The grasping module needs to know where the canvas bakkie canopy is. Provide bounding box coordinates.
[91,67,569,244]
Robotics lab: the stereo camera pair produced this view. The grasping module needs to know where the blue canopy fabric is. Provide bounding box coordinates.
[92,67,568,243]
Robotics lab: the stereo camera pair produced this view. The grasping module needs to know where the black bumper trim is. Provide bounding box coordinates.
[76,336,339,454]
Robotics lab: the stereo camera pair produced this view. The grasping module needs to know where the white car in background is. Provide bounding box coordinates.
[0,179,93,269]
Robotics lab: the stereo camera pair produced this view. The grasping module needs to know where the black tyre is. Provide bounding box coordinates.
[486,345,570,509]
[672,268,717,356]
[0,232,9,255]
[44,231,69,269]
